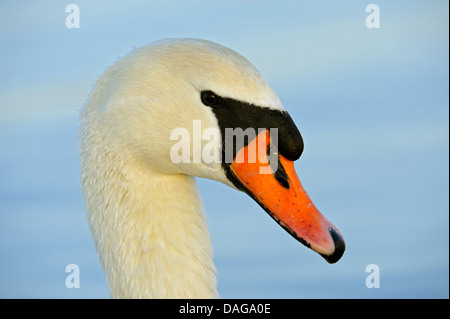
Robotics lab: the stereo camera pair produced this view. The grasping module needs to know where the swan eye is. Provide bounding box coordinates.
[201,90,220,107]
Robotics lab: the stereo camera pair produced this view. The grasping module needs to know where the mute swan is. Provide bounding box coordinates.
[79,38,345,298]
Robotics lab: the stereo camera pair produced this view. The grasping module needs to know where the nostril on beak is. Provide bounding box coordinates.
[321,228,346,264]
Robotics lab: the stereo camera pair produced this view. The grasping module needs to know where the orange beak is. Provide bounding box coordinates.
[228,130,345,263]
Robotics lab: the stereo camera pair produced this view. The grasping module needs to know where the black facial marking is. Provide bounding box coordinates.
[203,90,312,251]
[274,157,290,189]
[201,90,304,162]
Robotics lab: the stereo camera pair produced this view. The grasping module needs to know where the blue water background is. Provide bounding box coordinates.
[0,1,448,298]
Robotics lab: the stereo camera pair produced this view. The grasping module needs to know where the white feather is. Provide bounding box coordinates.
[79,38,284,298]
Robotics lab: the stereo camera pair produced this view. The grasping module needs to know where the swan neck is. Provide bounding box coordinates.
[82,155,218,298]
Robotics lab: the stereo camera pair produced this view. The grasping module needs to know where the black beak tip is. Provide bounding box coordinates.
[321,228,346,264]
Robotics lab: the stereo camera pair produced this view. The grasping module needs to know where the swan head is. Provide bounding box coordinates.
[84,38,344,263]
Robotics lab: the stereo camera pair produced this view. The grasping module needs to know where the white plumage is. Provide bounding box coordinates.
[79,38,284,298]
